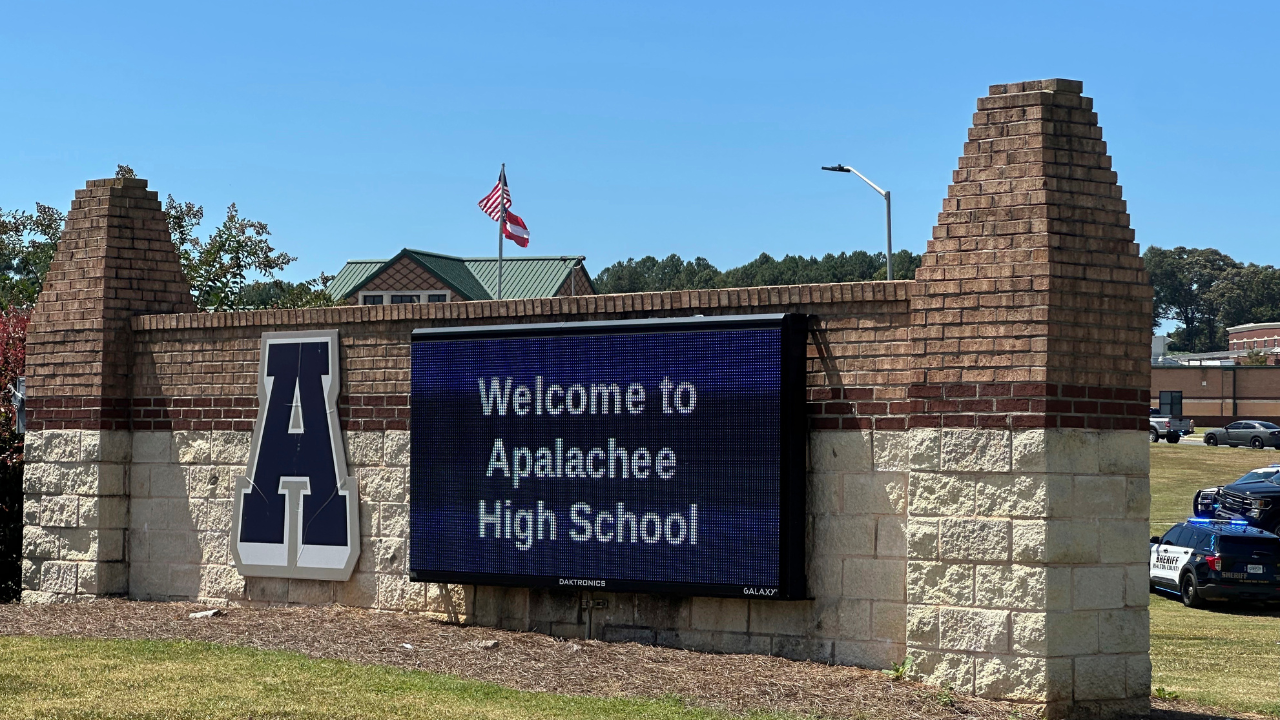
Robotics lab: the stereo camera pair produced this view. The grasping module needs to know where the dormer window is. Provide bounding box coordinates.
[358,290,452,305]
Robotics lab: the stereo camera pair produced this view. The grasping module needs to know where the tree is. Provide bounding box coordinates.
[238,276,338,309]
[165,198,298,311]
[592,250,925,295]
[1144,246,1241,353]
[0,203,65,309]
[1241,349,1269,366]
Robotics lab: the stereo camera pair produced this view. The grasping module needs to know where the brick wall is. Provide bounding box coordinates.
[904,79,1151,718]
[21,79,1151,719]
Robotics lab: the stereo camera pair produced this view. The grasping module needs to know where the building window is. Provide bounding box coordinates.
[362,295,384,305]
[427,293,447,303]
[391,294,420,304]
[1159,390,1183,418]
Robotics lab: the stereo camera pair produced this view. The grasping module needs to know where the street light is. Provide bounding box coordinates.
[821,164,893,281]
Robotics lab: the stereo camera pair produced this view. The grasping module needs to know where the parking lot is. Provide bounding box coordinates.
[1149,442,1280,715]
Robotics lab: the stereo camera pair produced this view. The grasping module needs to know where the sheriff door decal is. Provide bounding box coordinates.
[230,330,360,580]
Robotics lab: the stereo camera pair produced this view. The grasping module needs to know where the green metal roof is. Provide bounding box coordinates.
[330,249,591,301]
[466,256,583,299]
[326,259,384,300]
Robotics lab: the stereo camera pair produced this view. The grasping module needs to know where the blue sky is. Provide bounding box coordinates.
[2,1,1277,289]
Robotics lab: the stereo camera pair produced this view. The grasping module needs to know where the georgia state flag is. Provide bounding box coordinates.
[503,212,529,248]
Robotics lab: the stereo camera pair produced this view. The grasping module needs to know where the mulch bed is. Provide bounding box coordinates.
[0,600,1255,720]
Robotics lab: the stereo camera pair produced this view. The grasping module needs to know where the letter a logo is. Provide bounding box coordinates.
[230,330,360,580]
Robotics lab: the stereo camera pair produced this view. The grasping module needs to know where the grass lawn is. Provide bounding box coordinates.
[0,636,794,720]
[1149,443,1280,716]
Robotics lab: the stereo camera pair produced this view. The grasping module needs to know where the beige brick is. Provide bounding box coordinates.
[940,429,1009,472]
[344,431,383,466]
[813,515,875,558]
[939,607,1008,653]
[1126,654,1152,699]
[1074,654,1127,701]
[1011,429,1046,472]
[288,578,335,605]
[210,431,251,465]
[200,564,245,599]
[975,564,1060,610]
[844,558,904,601]
[907,519,938,559]
[1098,520,1150,564]
[132,432,174,463]
[358,467,407,503]
[22,462,62,494]
[23,525,65,559]
[384,430,411,467]
[871,602,905,642]
[174,431,211,464]
[1073,567,1125,610]
[690,597,748,632]
[974,655,1047,701]
[832,640,901,670]
[907,561,972,606]
[378,503,409,538]
[909,650,974,695]
[906,605,938,647]
[64,463,126,496]
[810,430,873,473]
[843,472,907,515]
[874,428,938,471]
[1126,475,1151,519]
[77,496,128,529]
[975,472,1071,518]
[1096,430,1148,475]
[39,495,79,528]
[1044,429,1099,474]
[876,517,907,558]
[939,518,1009,561]
[28,430,81,463]
[40,561,77,594]
[336,572,377,607]
[908,473,974,517]
[1098,608,1148,654]
[1073,475,1127,519]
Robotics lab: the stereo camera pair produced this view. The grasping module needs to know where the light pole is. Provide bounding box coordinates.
[822,164,893,281]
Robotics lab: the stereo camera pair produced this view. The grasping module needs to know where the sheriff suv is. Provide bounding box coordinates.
[1193,465,1280,533]
[1150,519,1280,607]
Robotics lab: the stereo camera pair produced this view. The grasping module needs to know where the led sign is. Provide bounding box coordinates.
[408,314,807,599]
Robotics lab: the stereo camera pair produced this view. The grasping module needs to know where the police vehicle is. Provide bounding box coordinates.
[1192,464,1280,533]
[1150,519,1280,607]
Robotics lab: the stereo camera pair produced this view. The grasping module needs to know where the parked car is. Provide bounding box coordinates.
[1193,464,1280,533]
[1150,519,1280,607]
[1203,420,1280,449]
[1150,407,1194,444]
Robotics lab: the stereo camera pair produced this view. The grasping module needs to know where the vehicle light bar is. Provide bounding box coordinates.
[1186,518,1252,526]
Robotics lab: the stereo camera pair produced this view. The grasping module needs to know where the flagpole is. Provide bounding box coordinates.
[497,164,505,301]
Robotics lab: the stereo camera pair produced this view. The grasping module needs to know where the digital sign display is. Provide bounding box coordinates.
[408,314,807,599]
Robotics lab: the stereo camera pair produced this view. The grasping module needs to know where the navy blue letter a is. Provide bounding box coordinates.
[231,331,359,580]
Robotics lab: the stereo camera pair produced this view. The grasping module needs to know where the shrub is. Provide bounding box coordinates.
[0,308,30,602]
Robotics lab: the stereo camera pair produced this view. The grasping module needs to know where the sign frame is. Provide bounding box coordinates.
[408,313,808,600]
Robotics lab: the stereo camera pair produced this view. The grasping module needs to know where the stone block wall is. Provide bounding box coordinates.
[20,429,131,603]
[20,79,1153,718]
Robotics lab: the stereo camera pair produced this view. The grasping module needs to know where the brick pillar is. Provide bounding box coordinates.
[21,177,196,602]
[903,80,1152,718]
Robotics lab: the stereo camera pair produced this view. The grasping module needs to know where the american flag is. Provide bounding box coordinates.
[478,167,511,220]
